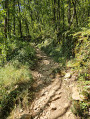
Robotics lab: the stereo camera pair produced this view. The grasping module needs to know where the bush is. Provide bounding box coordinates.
[0,38,37,118]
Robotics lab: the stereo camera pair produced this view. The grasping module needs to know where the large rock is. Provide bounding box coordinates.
[72,87,85,101]
[65,73,71,78]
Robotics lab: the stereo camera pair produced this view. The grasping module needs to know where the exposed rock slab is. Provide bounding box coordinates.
[72,87,85,101]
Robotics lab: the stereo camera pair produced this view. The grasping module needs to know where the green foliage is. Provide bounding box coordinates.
[38,27,90,118]
[0,0,90,118]
[0,36,37,67]
[78,73,89,81]
[0,63,33,118]
[38,30,76,66]
[71,86,90,118]
[0,37,37,118]
[71,100,90,118]
[8,42,36,66]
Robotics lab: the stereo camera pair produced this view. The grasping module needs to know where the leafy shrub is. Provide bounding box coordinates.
[6,39,37,67]
[71,91,90,118]
[71,100,89,118]
[0,37,37,118]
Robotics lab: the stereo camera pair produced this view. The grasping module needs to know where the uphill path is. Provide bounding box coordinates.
[19,47,78,119]
[29,48,76,119]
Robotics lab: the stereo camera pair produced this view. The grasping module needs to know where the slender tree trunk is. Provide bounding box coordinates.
[13,0,15,35]
[57,0,61,30]
[7,2,9,34]
[53,0,56,22]
[62,0,65,30]
[25,19,29,35]
[53,0,57,30]
[57,0,61,42]
[68,0,71,29]
[58,0,60,22]
[4,0,8,38]
[18,1,22,37]
[72,0,78,27]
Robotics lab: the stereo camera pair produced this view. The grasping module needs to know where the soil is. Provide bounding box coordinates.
[30,48,76,119]
[9,48,79,119]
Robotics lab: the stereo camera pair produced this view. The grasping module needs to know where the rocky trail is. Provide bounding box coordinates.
[19,48,82,119]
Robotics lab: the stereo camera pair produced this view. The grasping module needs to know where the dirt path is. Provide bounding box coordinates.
[27,48,76,119]
[16,48,78,119]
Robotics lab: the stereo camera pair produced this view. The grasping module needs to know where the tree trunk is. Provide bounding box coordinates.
[53,0,56,22]
[13,0,15,35]
[62,0,65,30]
[18,1,22,37]
[57,0,61,29]
[4,0,8,38]
[68,0,71,29]
[72,0,78,27]
[25,18,30,35]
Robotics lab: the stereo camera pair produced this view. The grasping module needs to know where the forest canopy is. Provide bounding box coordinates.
[0,0,90,119]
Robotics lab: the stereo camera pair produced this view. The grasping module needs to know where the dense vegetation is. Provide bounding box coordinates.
[0,0,90,119]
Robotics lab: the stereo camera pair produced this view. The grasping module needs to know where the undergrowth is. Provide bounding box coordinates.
[37,27,90,118]
[0,38,37,119]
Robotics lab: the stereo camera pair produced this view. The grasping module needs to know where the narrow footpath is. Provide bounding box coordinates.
[30,48,76,119]
[20,48,80,119]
